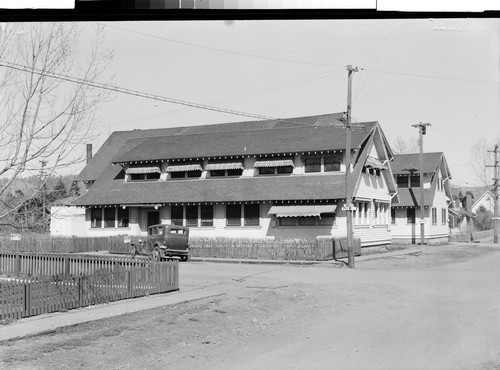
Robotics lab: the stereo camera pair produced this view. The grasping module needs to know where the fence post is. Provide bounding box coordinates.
[64,256,70,277]
[15,253,21,275]
[127,270,132,297]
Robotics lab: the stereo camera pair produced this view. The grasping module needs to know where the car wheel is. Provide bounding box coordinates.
[152,247,161,262]
[130,245,137,259]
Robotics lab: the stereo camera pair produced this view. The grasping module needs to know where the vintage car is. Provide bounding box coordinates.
[130,224,190,262]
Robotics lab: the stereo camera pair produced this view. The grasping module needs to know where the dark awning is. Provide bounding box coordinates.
[166,164,202,172]
[125,166,161,175]
[254,159,294,168]
[205,161,244,171]
[268,204,337,217]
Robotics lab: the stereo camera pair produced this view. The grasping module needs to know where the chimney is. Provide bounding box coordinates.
[86,144,92,164]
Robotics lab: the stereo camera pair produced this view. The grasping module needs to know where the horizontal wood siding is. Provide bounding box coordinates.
[355,173,391,201]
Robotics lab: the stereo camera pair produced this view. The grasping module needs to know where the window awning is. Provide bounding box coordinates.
[268,204,337,217]
[125,166,161,175]
[206,161,244,171]
[254,159,294,168]
[166,164,202,172]
[365,156,387,170]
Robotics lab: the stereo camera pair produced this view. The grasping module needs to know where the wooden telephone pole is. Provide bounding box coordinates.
[345,65,358,268]
[411,122,431,246]
[487,144,499,244]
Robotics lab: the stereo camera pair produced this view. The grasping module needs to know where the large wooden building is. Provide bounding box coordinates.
[69,113,397,247]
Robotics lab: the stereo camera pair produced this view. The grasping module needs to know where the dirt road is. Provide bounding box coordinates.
[1,243,499,370]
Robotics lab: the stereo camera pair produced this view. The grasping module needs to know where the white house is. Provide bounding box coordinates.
[66,113,398,247]
[390,152,452,244]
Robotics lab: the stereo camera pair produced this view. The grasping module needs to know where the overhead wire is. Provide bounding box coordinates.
[96,67,346,129]
[99,22,345,69]
[0,59,345,130]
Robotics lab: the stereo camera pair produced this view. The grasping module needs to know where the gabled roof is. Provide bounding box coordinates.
[77,113,348,182]
[391,152,445,175]
[113,123,376,164]
[74,113,388,207]
[391,185,437,207]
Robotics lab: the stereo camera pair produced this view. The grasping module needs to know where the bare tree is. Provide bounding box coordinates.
[0,23,113,223]
[391,134,419,154]
[469,137,500,187]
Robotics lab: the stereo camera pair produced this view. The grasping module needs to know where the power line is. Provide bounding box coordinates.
[96,67,345,129]
[0,59,340,130]
[360,67,500,85]
[99,22,345,69]
[101,23,500,86]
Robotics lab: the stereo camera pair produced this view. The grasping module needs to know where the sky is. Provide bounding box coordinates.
[79,17,500,186]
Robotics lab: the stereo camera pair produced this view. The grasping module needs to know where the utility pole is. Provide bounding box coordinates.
[487,144,499,243]
[411,122,431,246]
[40,160,47,232]
[345,65,358,268]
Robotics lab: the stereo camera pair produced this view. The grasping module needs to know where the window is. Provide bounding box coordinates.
[391,208,396,224]
[305,157,321,173]
[324,156,341,172]
[171,206,183,226]
[354,202,370,225]
[278,217,296,226]
[91,208,102,228]
[441,208,447,225]
[171,170,202,179]
[226,204,241,226]
[186,205,198,227]
[258,167,275,175]
[410,175,420,188]
[298,217,316,226]
[211,169,243,177]
[244,204,260,226]
[201,205,214,227]
[104,208,115,228]
[227,169,243,176]
[187,170,202,178]
[91,207,129,228]
[118,208,129,227]
[211,170,225,177]
[407,208,416,224]
[397,176,409,188]
[258,166,292,175]
[432,207,437,225]
[319,213,336,226]
[276,213,335,227]
[277,166,293,174]
[130,172,160,181]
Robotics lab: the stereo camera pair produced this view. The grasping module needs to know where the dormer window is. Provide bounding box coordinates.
[255,157,294,176]
[304,154,342,173]
[126,165,161,181]
[167,162,202,179]
[206,160,244,178]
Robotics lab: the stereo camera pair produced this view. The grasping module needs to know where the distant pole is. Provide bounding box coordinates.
[40,160,47,232]
[345,65,358,268]
[487,145,499,243]
[411,122,431,245]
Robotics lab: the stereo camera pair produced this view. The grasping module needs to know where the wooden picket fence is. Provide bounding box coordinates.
[0,262,179,321]
[0,252,148,277]
[0,234,126,254]
[187,237,339,261]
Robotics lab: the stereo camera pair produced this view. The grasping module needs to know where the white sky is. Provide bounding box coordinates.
[81,18,499,186]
